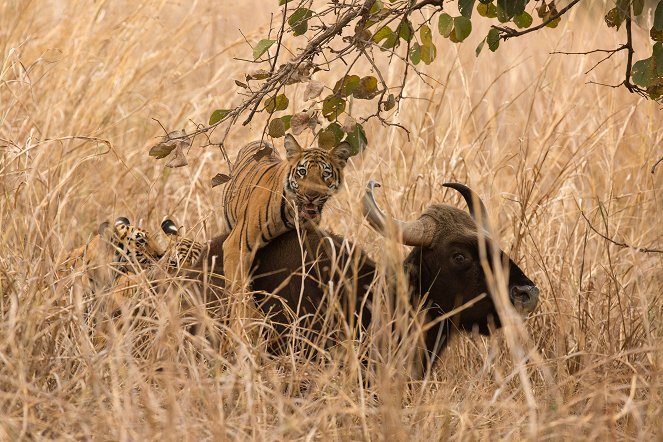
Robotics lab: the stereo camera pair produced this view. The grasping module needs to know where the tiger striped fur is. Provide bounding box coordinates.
[219,134,351,286]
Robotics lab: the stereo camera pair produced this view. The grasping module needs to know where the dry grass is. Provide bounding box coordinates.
[1,0,662,440]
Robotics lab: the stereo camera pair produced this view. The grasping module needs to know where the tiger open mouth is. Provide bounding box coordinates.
[299,203,321,221]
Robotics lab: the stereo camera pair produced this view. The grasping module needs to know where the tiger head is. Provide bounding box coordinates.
[283,133,352,223]
[101,217,165,270]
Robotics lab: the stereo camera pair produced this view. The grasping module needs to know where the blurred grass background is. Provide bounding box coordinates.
[1,0,662,439]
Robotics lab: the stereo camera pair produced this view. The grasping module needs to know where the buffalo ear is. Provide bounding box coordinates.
[330,141,352,166]
[284,134,303,160]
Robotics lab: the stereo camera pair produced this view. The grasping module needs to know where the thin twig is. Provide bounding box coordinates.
[580,210,663,254]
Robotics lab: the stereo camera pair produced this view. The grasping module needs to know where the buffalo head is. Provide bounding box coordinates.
[362,180,539,354]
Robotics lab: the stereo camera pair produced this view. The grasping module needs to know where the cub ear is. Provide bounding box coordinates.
[330,141,352,165]
[161,219,179,236]
[98,221,111,235]
[284,133,303,160]
[114,217,130,226]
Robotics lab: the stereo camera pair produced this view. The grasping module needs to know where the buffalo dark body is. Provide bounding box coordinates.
[192,182,539,362]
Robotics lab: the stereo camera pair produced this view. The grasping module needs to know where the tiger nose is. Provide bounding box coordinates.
[304,190,322,201]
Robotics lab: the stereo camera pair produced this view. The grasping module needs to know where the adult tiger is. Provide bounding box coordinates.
[219,133,352,287]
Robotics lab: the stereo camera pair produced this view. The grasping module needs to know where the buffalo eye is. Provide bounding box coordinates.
[450,252,472,270]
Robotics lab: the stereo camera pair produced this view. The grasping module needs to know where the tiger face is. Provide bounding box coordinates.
[107,218,164,271]
[283,134,352,223]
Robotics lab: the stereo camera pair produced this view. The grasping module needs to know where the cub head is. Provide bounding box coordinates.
[100,217,164,269]
[283,133,352,223]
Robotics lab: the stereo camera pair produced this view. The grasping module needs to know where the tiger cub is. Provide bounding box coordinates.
[219,133,351,286]
[58,217,165,292]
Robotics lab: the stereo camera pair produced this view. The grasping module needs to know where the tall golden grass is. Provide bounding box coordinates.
[1,0,662,439]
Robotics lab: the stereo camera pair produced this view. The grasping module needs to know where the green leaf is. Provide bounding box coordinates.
[652,27,663,42]
[653,42,663,76]
[420,24,433,45]
[372,25,393,43]
[633,0,645,16]
[605,7,625,30]
[496,0,526,19]
[370,0,383,14]
[655,0,663,32]
[268,118,286,138]
[632,57,656,87]
[438,13,454,37]
[333,75,360,97]
[546,17,561,28]
[318,123,344,149]
[382,32,400,50]
[476,39,485,56]
[149,143,176,159]
[409,42,422,65]
[344,123,367,156]
[253,39,275,60]
[209,109,231,125]
[513,11,533,28]
[353,76,379,99]
[318,128,337,149]
[397,19,414,42]
[487,28,500,52]
[281,115,292,131]
[322,95,346,121]
[288,8,314,36]
[459,0,476,18]
[327,122,344,143]
[454,16,472,42]
[477,2,498,18]
[421,42,437,64]
[496,4,510,22]
[264,94,289,113]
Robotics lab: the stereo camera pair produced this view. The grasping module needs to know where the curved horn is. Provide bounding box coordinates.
[362,180,436,247]
[161,219,179,236]
[442,183,490,229]
[114,216,130,226]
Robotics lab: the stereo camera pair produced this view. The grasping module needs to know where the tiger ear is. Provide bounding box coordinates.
[330,141,352,165]
[115,217,130,226]
[284,133,303,160]
[161,219,179,236]
[98,221,111,235]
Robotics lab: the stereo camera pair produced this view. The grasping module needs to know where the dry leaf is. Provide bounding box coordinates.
[341,115,357,133]
[253,146,273,161]
[211,173,231,188]
[246,69,271,81]
[303,80,324,101]
[166,145,188,168]
[290,110,318,135]
[149,129,191,162]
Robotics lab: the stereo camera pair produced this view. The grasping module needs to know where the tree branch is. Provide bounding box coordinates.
[493,0,582,40]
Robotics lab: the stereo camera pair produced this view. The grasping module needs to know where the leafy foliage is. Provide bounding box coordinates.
[150,0,663,176]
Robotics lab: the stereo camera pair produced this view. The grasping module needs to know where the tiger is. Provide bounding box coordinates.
[58,217,165,292]
[160,219,207,270]
[218,133,352,288]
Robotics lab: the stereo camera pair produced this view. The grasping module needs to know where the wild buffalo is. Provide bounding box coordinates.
[186,181,540,364]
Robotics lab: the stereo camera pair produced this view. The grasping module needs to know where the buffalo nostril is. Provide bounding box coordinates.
[510,285,539,303]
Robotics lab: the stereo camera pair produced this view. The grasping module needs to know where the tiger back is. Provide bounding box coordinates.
[219,133,351,285]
